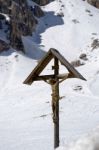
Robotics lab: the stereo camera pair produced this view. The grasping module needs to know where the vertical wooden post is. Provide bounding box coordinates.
[52,57,59,149]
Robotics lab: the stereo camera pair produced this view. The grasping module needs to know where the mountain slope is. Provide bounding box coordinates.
[0,0,99,150]
[38,0,99,60]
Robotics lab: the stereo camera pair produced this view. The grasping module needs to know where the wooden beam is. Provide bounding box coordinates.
[23,50,53,84]
[23,73,75,84]
[51,48,86,81]
[33,75,55,81]
[53,57,59,148]
[32,74,68,81]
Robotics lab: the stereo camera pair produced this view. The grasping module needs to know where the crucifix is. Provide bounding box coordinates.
[44,57,69,148]
[23,48,86,149]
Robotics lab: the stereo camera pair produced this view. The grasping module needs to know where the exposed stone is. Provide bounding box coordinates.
[56,12,64,17]
[0,39,10,52]
[72,19,80,24]
[96,0,99,8]
[87,0,96,5]
[71,59,84,67]
[11,1,37,35]
[32,0,49,6]
[0,0,45,51]
[0,0,38,51]
[73,85,83,91]
[9,0,37,51]
[0,20,2,29]
[87,0,99,8]
[32,5,44,17]
[91,39,99,50]
[0,0,11,14]
[79,53,88,61]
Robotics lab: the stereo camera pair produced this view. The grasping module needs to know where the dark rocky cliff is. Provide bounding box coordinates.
[32,0,49,6]
[0,0,45,51]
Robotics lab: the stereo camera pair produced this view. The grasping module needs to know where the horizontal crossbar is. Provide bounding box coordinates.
[32,73,74,81]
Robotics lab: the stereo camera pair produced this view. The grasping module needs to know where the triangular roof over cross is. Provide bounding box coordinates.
[23,48,86,85]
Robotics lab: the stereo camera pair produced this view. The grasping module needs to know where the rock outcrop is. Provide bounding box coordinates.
[0,39,10,52]
[10,1,37,51]
[0,0,11,14]
[0,0,44,51]
[32,0,49,6]
[32,5,44,17]
[87,0,99,8]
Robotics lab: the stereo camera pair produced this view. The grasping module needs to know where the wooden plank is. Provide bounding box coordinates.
[24,73,73,83]
[33,75,55,81]
[51,48,86,81]
[23,50,53,84]
[53,57,59,148]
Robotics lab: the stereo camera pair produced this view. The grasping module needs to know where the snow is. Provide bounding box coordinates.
[0,0,99,150]
[22,36,46,60]
[0,13,10,21]
[57,128,99,150]
[39,0,99,60]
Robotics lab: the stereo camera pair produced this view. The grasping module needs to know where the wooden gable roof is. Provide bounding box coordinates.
[23,48,86,85]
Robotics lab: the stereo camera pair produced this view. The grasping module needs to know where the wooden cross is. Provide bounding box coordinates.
[23,48,86,149]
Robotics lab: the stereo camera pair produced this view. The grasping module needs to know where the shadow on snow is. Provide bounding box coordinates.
[32,11,64,44]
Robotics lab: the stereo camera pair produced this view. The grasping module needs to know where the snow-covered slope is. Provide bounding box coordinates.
[0,0,99,150]
[37,0,99,60]
[57,127,99,150]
